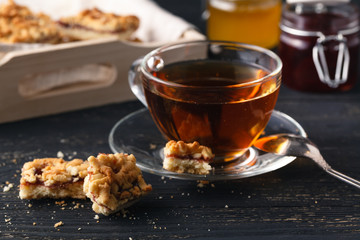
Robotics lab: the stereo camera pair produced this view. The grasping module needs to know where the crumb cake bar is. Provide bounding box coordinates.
[0,0,62,43]
[163,140,214,175]
[84,153,152,216]
[19,158,89,199]
[57,8,139,41]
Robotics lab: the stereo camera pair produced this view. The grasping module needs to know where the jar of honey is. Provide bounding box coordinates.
[279,0,360,92]
[207,0,282,49]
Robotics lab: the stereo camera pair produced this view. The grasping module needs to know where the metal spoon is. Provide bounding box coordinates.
[254,134,360,189]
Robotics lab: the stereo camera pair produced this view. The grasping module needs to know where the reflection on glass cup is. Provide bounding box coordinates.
[207,0,282,49]
[129,40,282,163]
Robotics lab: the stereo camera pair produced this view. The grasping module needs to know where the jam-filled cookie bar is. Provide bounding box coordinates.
[163,140,214,175]
[84,153,152,216]
[0,0,62,43]
[19,158,89,199]
[57,8,139,41]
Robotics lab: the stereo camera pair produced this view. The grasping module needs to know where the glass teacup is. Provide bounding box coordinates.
[129,40,282,163]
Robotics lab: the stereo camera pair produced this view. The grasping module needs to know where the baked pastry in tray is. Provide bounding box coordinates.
[0,0,62,43]
[163,140,214,175]
[57,8,140,41]
[19,158,89,199]
[84,153,152,216]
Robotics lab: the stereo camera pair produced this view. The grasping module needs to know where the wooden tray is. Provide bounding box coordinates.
[0,36,203,124]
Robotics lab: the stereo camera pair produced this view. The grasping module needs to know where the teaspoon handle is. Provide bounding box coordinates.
[326,168,360,189]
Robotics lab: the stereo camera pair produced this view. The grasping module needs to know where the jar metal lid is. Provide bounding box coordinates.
[286,0,349,4]
[281,1,360,34]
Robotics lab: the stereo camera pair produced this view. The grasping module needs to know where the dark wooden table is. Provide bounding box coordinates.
[1,1,360,239]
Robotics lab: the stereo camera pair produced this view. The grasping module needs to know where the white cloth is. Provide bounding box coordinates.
[0,0,203,43]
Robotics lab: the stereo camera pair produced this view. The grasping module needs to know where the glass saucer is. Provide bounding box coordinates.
[109,108,307,181]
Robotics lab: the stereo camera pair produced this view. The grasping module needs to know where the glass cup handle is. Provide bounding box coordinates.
[128,57,148,107]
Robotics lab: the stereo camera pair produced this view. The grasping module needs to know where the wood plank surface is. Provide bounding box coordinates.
[1,84,360,239]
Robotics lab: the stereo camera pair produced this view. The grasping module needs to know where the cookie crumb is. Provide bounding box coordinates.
[3,183,14,192]
[55,200,67,207]
[33,222,36,226]
[197,182,205,188]
[94,215,99,220]
[54,221,63,228]
[57,151,64,158]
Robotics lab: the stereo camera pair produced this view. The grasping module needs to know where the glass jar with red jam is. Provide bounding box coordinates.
[279,0,360,92]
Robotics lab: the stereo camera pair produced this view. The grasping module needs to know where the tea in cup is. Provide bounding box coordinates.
[129,41,282,163]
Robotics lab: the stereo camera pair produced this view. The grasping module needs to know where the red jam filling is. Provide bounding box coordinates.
[57,21,126,34]
[166,154,212,162]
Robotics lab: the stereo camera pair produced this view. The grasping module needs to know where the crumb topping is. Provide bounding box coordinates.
[59,8,139,33]
[0,0,62,43]
[20,158,88,187]
[164,140,214,161]
[84,153,152,215]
